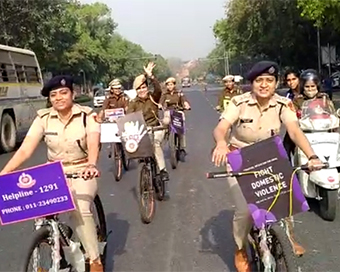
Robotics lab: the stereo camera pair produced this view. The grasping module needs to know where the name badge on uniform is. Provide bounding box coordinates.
[44,132,58,136]
[240,119,253,123]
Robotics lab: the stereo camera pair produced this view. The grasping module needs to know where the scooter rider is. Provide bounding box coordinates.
[127,62,170,185]
[216,75,243,112]
[212,61,323,272]
[293,69,331,111]
[159,77,191,158]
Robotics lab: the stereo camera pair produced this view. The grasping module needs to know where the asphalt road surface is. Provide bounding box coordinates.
[0,85,339,271]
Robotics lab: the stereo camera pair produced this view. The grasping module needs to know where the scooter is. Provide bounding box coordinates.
[293,96,340,221]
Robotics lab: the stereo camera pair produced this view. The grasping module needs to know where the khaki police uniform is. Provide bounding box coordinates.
[102,93,129,110]
[221,92,298,249]
[26,103,101,261]
[127,75,167,170]
[159,89,188,149]
[218,88,242,111]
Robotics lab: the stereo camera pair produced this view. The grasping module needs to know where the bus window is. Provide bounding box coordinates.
[15,65,26,83]
[10,52,37,67]
[5,64,17,83]
[25,66,40,83]
[0,64,8,82]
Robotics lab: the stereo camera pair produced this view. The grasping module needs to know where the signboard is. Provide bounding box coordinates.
[321,45,336,65]
[0,162,75,225]
[116,111,153,159]
[100,123,121,143]
[104,108,125,119]
[170,110,185,135]
[227,136,309,228]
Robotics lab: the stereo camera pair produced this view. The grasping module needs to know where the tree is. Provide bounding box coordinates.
[210,0,340,71]
[0,0,171,87]
[297,0,340,29]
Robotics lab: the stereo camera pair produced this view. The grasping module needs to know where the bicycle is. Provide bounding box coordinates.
[137,125,168,224]
[206,162,328,272]
[164,104,190,169]
[22,173,108,272]
[102,118,130,182]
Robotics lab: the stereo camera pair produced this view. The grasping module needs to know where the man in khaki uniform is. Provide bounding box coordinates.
[0,75,103,272]
[127,62,170,186]
[212,61,323,272]
[216,75,243,112]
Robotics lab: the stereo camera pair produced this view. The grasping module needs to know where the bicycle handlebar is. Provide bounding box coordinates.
[206,162,329,179]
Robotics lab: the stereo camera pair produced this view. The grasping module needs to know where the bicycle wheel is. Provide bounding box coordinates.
[93,195,107,267]
[93,194,107,242]
[138,161,156,224]
[169,132,178,169]
[270,224,299,272]
[113,143,123,181]
[21,226,54,272]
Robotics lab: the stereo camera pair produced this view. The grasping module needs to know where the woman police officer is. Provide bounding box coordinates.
[212,61,323,272]
[159,77,191,157]
[0,75,103,272]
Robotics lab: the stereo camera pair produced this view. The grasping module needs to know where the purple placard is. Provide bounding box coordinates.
[0,162,76,225]
[227,136,309,228]
[171,110,185,135]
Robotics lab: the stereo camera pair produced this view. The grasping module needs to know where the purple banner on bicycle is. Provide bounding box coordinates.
[0,162,75,225]
[170,110,185,135]
[227,136,309,228]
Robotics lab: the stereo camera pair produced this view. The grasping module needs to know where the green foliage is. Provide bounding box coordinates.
[209,0,340,73]
[0,0,171,88]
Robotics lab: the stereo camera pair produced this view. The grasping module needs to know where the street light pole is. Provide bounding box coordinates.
[317,27,321,74]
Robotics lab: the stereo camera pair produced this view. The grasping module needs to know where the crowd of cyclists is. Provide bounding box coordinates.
[0,59,335,272]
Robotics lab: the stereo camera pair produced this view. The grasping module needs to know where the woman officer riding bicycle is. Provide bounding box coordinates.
[98,78,129,121]
[159,77,191,158]
[0,75,103,272]
[212,61,323,272]
[127,62,170,193]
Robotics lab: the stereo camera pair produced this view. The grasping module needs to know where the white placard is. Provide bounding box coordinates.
[100,123,121,143]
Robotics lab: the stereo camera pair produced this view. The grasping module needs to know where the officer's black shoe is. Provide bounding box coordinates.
[179,149,187,162]
[160,169,169,182]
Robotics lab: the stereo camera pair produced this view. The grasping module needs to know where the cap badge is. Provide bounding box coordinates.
[60,79,66,86]
[268,66,275,74]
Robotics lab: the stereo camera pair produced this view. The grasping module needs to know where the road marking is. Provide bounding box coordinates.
[199,90,220,113]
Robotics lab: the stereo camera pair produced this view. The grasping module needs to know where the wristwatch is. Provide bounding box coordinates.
[308,155,319,161]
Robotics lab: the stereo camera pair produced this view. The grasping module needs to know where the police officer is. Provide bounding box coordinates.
[159,77,191,157]
[127,62,170,184]
[216,75,243,112]
[0,75,103,272]
[212,61,323,272]
[98,78,129,121]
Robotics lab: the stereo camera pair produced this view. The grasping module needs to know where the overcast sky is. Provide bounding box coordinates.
[80,0,225,60]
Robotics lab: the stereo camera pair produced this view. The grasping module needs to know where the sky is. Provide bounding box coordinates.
[80,0,225,60]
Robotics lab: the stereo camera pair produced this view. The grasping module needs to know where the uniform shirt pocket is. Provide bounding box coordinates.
[44,133,59,153]
[235,117,258,142]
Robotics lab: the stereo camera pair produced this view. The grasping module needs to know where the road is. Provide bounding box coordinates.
[0,85,339,271]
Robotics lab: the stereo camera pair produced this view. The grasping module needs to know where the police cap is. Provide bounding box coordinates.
[41,75,74,97]
[247,61,279,82]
